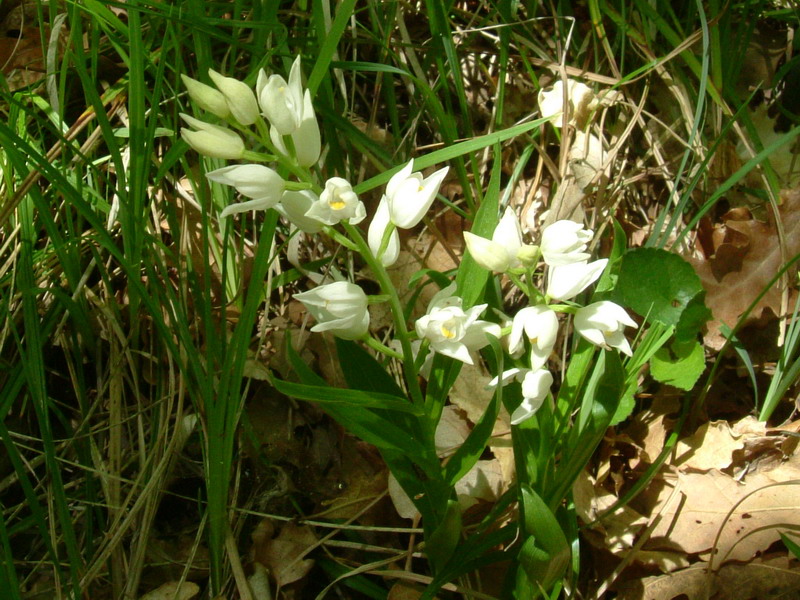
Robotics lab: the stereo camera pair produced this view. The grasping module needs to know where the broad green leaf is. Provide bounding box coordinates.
[517,485,570,597]
[675,292,713,343]
[651,340,706,390]
[426,499,462,575]
[335,338,406,397]
[781,533,800,559]
[269,377,421,414]
[614,248,706,326]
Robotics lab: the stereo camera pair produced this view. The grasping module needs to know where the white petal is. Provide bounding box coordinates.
[487,368,525,390]
[546,259,607,301]
[368,197,400,266]
[386,160,414,199]
[219,197,272,218]
[460,320,502,350]
[276,190,324,233]
[464,232,511,272]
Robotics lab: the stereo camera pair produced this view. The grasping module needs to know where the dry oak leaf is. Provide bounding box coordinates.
[688,189,800,350]
[573,470,690,572]
[622,395,681,468]
[251,520,317,587]
[673,420,745,471]
[615,555,800,600]
[639,465,800,565]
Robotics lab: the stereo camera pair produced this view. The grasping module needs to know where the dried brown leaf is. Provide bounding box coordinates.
[673,421,745,471]
[641,466,800,563]
[616,555,800,600]
[689,190,800,350]
[252,521,317,587]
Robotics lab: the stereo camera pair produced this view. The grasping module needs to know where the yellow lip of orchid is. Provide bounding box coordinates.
[304,177,366,226]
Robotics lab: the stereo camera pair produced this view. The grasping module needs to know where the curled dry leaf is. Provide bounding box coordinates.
[450,364,515,484]
[689,189,800,350]
[673,421,745,471]
[615,555,800,600]
[251,520,317,587]
[579,412,800,574]
[387,581,430,600]
[569,131,607,190]
[623,396,681,468]
[435,406,472,458]
[640,460,800,565]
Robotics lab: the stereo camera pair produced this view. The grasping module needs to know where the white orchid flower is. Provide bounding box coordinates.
[367,196,401,267]
[385,159,449,229]
[508,306,559,369]
[207,69,260,126]
[206,164,285,201]
[180,114,245,159]
[464,207,531,273]
[513,369,554,424]
[574,301,638,356]
[294,281,370,340]
[540,220,593,266]
[275,190,324,233]
[257,56,305,135]
[257,57,321,166]
[487,367,553,425]
[181,74,230,119]
[268,89,321,167]
[305,178,366,226]
[415,283,501,365]
[546,259,608,301]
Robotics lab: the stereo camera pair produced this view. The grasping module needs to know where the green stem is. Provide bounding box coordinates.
[245,118,317,188]
[362,335,403,360]
[341,222,425,407]
[323,225,360,252]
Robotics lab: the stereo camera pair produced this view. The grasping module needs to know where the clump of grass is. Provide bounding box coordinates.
[0,1,797,598]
